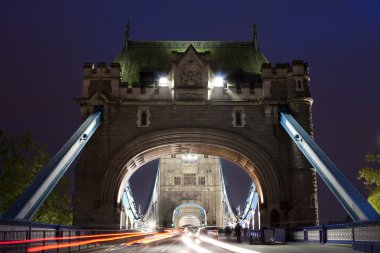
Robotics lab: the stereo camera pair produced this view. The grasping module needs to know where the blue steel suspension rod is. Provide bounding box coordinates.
[240,182,258,221]
[220,159,238,216]
[279,110,379,221]
[3,111,103,220]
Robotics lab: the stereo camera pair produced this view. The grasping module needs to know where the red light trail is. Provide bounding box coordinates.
[26,232,151,252]
[0,231,144,245]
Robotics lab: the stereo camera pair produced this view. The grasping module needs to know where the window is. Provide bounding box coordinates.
[297,80,302,89]
[174,177,181,185]
[198,177,206,185]
[184,173,196,185]
[141,111,147,126]
[232,107,246,127]
[137,107,150,127]
[235,111,242,126]
[296,79,304,91]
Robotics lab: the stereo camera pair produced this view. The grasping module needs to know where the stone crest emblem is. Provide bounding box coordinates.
[180,61,202,86]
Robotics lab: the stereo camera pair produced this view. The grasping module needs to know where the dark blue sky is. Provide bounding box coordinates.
[1,0,379,222]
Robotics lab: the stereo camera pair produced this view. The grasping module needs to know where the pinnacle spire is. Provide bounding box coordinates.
[252,20,259,51]
[252,21,257,41]
[125,20,130,47]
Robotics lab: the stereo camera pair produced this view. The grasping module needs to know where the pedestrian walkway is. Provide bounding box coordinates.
[218,236,357,253]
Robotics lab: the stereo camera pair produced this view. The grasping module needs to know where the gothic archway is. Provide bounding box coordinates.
[96,128,283,217]
[172,203,207,228]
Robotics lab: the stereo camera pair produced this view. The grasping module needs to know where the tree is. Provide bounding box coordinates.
[0,130,72,225]
[358,149,380,214]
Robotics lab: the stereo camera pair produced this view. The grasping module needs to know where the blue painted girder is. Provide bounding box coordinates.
[240,182,258,221]
[3,111,103,220]
[123,184,141,220]
[280,111,379,221]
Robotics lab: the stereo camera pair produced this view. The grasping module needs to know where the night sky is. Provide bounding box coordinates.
[1,1,379,223]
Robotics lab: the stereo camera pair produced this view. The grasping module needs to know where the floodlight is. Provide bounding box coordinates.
[159,77,168,86]
[213,76,224,87]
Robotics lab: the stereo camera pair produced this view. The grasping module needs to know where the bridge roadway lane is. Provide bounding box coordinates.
[77,235,238,253]
[74,236,360,253]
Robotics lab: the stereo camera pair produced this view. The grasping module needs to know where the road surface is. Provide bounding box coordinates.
[73,235,359,253]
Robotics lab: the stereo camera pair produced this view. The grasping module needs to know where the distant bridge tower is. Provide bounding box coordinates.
[158,154,223,228]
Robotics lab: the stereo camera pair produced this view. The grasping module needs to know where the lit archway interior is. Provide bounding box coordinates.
[173,203,207,228]
[96,128,283,227]
[111,143,279,206]
[179,215,200,227]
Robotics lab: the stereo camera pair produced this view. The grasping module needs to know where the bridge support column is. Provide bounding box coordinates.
[120,210,125,230]
[249,209,254,230]
[254,204,260,230]
[287,100,319,226]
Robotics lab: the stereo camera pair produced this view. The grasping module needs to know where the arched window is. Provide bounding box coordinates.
[141,111,147,126]
[235,111,242,126]
[297,80,302,89]
[137,107,150,127]
[296,80,304,91]
[232,107,245,127]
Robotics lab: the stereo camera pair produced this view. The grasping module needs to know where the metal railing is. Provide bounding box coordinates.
[0,218,139,253]
[292,221,380,252]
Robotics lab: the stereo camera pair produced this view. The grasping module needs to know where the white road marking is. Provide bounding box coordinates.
[161,237,180,252]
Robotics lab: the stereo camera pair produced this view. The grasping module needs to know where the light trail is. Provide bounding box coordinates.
[182,236,213,253]
[26,232,150,252]
[2,228,179,252]
[199,235,261,253]
[0,231,144,245]
[124,231,177,246]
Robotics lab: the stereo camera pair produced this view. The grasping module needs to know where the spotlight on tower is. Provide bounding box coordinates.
[213,76,224,87]
[159,77,168,86]
[181,153,198,162]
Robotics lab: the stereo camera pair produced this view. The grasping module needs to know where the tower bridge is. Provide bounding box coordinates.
[72,35,321,229]
[3,26,379,236]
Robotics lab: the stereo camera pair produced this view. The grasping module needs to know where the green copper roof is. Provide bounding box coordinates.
[114,41,268,84]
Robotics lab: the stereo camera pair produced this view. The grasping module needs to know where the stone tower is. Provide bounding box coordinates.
[74,25,318,229]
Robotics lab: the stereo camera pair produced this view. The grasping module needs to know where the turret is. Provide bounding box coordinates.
[82,62,121,99]
[261,60,311,101]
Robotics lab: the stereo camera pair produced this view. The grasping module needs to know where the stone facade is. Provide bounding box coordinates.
[73,33,318,230]
[158,154,222,228]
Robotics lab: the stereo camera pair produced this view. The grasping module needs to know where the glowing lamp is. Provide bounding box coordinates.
[159,77,168,86]
[213,76,224,87]
[182,154,198,162]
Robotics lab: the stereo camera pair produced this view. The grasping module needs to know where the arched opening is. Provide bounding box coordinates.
[77,128,283,228]
[172,203,207,228]
[127,154,255,229]
[179,215,200,227]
